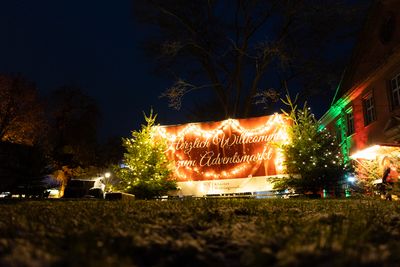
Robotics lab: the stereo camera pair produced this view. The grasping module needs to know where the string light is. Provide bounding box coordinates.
[155,113,290,181]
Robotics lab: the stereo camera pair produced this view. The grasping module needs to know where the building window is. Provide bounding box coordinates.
[363,93,376,126]
[346,109,354,136]
[390,72,400,108]
[380,15,395,45]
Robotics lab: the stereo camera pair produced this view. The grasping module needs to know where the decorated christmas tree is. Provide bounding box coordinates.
[275,95,350,196]
[115,110,176,199]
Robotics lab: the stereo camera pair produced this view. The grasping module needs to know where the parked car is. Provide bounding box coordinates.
[0,192,11,198]
[63,178,105,199]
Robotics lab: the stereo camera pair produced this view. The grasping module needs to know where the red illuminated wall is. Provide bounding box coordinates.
[156,114,289,182]
[322,1,400,154]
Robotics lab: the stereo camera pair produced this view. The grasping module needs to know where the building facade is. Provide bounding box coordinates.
[320,0,400,186]
[320,0,400,168]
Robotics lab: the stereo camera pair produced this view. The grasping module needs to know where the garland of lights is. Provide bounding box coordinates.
[155,113,290,181]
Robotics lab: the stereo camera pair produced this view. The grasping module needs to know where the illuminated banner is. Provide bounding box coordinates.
[157,114,289,182]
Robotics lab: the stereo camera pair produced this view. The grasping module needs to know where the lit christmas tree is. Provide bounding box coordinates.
[276,95,350,196]
[115,110,176,199]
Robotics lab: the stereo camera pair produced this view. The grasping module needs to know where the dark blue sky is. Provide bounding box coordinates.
[0,1,363,140]
[0,0,182,139]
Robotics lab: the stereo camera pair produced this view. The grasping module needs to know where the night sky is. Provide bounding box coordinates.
[0,1,360,140]
[0,0,182,140]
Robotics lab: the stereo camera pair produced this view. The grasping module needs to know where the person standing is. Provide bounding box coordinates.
[382,157,398,201]
[382,162,392,200]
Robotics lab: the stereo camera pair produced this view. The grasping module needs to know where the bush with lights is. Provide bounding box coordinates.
[114,110,176,199]
[353,159,380,194]
[274,95,351,196]
[354,151,400,196]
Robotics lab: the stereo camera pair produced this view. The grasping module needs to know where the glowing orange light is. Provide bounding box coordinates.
[155,113,290,181]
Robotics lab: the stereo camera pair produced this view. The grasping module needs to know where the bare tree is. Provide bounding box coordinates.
[134,0,368,120]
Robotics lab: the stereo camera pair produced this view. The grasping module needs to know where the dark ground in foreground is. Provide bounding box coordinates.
[0,198,399,267]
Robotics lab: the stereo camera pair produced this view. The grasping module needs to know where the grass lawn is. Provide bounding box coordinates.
[0,198,399,267]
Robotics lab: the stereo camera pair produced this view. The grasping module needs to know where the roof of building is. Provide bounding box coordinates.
[321,0,400,125]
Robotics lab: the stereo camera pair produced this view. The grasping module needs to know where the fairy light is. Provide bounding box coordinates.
[156,113,288,141]
[155,113,290,181]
